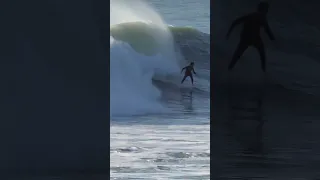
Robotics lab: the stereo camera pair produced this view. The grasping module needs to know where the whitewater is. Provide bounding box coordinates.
[110,0,210,179]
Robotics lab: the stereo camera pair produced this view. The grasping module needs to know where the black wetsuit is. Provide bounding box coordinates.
[181,65,196,84]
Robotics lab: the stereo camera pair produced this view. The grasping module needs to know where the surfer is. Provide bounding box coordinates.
[181,62,196,85]
[226,1,275,72]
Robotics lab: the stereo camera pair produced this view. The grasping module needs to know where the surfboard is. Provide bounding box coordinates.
[179,82,193,89]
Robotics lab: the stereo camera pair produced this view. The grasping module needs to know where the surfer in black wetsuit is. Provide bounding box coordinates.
[226,1,275,72]
[181,62,196,85]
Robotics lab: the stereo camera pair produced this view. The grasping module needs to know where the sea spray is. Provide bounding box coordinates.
[110,0,181,116]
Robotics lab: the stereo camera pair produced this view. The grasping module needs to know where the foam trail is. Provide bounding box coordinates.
[110,0,181,117]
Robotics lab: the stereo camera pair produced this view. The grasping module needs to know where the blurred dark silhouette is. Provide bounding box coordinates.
[226,1,275,72]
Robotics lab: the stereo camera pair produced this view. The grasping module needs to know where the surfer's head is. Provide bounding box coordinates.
[257,2,269,14]
[190,62,194,66]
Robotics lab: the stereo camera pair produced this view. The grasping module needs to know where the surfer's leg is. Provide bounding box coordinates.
[190,75,194,85]
[228,40,249,71]
[253,40,266,72]
[181,76,187,84]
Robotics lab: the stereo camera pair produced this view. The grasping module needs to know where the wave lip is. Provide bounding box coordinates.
[110,22,180,117]
[111,21,169,56]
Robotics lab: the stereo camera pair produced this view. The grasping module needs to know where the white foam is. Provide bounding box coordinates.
[110,0,183,117]
[111,124,210,179]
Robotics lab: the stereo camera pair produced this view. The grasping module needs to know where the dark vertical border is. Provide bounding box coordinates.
[210,0,216,179]
[91,0,111,177]
[210,0,214,178]
[0,0,111,178]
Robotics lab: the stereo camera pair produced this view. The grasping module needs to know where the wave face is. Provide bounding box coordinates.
[211,0,320,96]
[110,0,210,117]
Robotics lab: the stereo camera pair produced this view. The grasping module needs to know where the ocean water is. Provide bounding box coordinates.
[110,0,210,179]
[212,0,320,179]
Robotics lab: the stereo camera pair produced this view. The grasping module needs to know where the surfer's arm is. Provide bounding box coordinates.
[263,19,275,40]
[226,15,249,38]
[181,67,186,73]
[192,68,196,74]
